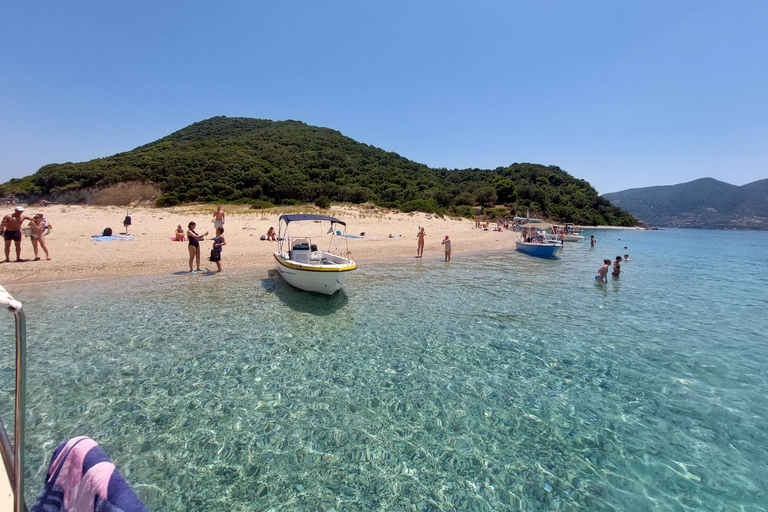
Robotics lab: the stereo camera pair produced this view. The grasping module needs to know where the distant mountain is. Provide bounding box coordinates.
[0,116,637,225]
[604,178,768,230]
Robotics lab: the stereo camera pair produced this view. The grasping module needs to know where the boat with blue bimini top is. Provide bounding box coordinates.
[274,214,356,295]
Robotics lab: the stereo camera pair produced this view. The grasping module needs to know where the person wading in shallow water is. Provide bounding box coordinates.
[597,259,610,283]
[416,227,426,258]
[613,256,622,277]
[442,235,452,261]
[1,206,32,262]
[209,226,226,272]
[186,221,208,273]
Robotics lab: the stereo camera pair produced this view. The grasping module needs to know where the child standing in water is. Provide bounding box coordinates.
[612,256,622,277]
[416,227,426,258]
[442,235,451,261]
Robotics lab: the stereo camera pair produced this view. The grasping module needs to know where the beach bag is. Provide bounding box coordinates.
[123,216,132,226]
[102,227,113,236]
[260,235,266,240]
[209,246,221,262]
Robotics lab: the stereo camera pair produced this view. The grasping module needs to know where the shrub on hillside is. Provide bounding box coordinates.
[315,195,331,209]
[250,199,275,209]
[473,186,498,207]
[484,207,508,220]
[400,199,445,216]
[155,194,180,207]
[453,192,475,206]
[450,205,475,218]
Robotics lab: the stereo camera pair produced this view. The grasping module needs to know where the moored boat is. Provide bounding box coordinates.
[273,214,356,295]
[515,240,562,258]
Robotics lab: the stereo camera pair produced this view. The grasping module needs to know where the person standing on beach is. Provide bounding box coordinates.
[442,235,451,261]
[186,221,208,273]
[213,205,225,230]
[209,226,226,272]
[590,235,595,247]
[613,256,622,277]
[123,213,132,234]
[1,206,32,262]
[416,227,426,258]
[28,213,51,260]
[597,259,610,283]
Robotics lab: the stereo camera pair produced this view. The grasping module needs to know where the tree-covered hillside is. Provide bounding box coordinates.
[1,116,636,225]
[604,178,768,229]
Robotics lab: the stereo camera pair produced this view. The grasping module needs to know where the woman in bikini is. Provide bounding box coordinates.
[174,225,185,241]
[416,227,426,258]
[186,221,208,273]
[28,214,51,260]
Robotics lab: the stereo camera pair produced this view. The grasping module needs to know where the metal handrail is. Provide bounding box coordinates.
[1,292,26,512]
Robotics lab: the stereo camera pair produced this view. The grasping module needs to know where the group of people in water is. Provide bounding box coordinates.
[596,251,629,283]
[0,206,52,262]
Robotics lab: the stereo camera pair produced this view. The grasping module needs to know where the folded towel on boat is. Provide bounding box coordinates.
[30,436,148,512]
[91,235,134,242]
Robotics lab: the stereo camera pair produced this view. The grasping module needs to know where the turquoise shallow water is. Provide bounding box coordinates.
[2,228,768,511]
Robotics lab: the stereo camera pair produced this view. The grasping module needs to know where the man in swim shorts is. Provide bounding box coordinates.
[597,259,610,283]
[213,205,226,230]
[1,206,32,262]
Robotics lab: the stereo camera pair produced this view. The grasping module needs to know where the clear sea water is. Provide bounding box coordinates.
[1,228,767,511]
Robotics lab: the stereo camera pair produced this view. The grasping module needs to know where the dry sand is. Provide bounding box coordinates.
[0,204,520,285]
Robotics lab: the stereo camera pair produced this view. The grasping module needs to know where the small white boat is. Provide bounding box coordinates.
[552,225,584,242]
[274,214,356,295]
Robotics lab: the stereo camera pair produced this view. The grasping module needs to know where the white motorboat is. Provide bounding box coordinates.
[273,214,356,295]
[552,225,584,242]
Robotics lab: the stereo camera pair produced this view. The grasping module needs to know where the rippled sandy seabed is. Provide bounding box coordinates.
[1,228,767,511]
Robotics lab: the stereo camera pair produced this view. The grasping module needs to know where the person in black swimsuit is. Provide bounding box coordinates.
[186,221,208,273]
[209,226,226,272]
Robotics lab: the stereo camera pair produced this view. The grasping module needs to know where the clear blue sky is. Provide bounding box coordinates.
[1,1,766,194]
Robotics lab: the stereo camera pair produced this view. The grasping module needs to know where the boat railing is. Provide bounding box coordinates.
[0,285,27,512]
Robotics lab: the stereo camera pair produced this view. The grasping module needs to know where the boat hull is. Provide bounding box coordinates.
[515,241,561,258]
[274,253,355,295]
[562,234,584,242]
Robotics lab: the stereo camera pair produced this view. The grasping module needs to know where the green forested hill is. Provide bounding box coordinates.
[604,178,768,229]
[1,116,635,225]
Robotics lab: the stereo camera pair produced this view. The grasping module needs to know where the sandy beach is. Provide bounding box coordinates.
[0,204,525,285]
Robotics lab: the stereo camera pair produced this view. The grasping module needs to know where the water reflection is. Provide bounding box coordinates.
[261,274,349,316]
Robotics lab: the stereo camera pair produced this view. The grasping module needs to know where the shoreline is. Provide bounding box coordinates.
[0,205,525,287]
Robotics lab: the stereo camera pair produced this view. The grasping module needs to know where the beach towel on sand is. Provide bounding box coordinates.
[91,235,134,242]
[30,436,147,512]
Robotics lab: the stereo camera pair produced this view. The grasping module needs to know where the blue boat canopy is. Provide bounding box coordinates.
[279,214,346,226]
